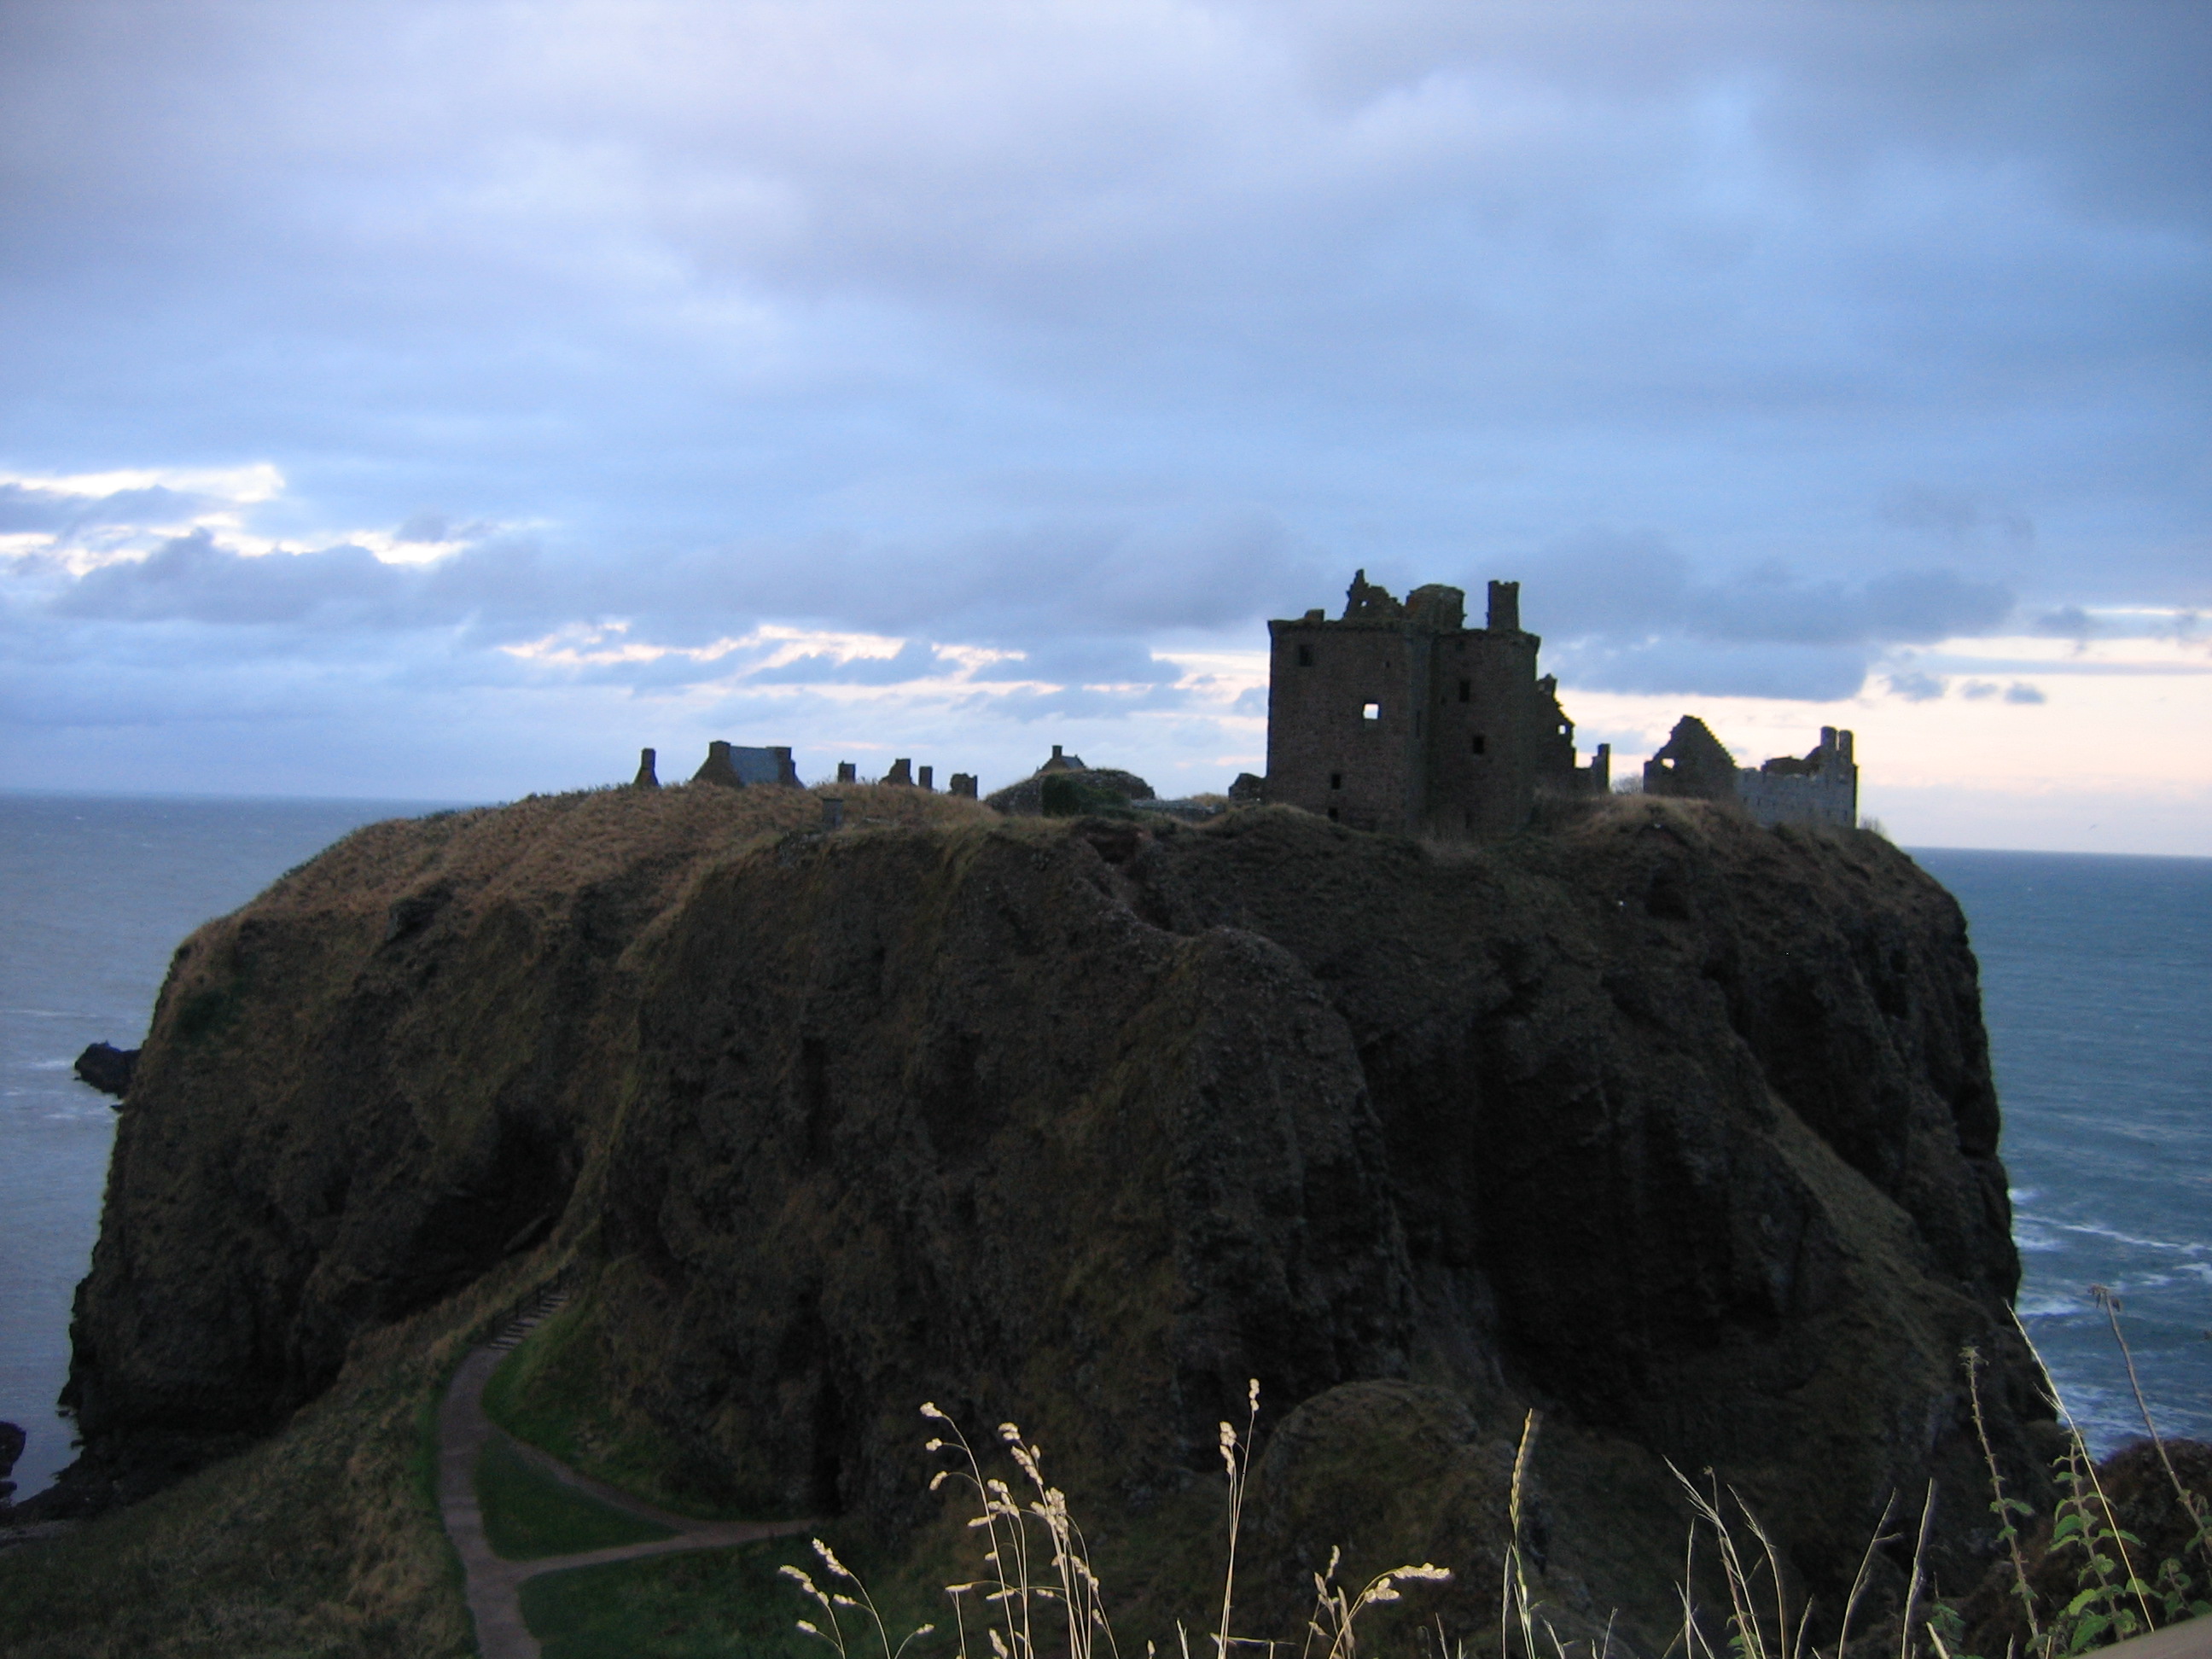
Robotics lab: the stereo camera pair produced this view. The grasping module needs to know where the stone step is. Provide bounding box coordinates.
[487,1289,571,1350]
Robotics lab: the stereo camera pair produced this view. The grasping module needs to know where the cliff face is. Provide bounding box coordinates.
[63,789,2056,1634]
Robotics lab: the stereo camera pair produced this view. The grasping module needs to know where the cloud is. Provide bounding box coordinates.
[48,531,411,627]
[1883,670,1948,703]
[2034,605,2097,641]
[1522,529,2014,698]
[1877,485,2034,550]
[2004,681,2046,705]
[0,2,2203,800]
[1557,638,1877,702]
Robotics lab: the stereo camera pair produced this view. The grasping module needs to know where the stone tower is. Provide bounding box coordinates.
[1264,572,1604,838]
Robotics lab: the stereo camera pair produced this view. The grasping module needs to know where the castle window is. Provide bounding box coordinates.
[1296,643,1313,667]
[1471,734,1487,755]
[1362,701,1381,721]
[1458,678,1471,703]
[1327,807,1340,822]
[1330,772,1342,790]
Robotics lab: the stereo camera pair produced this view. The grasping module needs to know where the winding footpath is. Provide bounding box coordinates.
[438,1289,811,1659]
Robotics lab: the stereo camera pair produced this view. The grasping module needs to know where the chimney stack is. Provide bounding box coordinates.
[1486,579,1521,632]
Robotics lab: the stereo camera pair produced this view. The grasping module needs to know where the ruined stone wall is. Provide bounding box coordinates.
[1416,626,1542,839]
[1736,766,1856,828]
[1267,576,1572,841]
[1265,615,1429,833]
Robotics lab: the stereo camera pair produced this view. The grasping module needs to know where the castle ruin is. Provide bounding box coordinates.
[692,741,801,788]
[1644,716,1857,829]
[1264,572,1607,838]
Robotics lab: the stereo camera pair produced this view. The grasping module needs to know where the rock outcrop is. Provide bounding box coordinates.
[0,1419,23,1504]
[985,767,1156,816]
[58,788,2058,1642]
[72,1042,137,1099]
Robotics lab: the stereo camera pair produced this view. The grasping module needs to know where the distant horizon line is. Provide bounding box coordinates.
[2,785,2205,864]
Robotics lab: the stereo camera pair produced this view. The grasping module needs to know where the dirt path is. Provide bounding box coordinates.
[438,1293,811,1659]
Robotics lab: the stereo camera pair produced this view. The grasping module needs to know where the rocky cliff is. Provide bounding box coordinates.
[60,786,2058,1641]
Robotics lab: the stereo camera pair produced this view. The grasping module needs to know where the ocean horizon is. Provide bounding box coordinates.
[2,790,2206,1504]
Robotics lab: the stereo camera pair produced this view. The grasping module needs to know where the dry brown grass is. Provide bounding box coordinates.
[252,782,999,923]
[789,1389,1452,1659]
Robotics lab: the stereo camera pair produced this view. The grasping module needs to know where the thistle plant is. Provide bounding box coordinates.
[1962,1344,2040,1650]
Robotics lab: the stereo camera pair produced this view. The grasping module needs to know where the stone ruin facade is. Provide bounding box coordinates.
[1643,716,1858,829]
[692,741,801,788]
[629,744,978,799]
[834,758,977,797]
[1264,572,1608,838]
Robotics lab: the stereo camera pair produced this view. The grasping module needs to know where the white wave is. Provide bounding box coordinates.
[2019,1293,2089,1318]
[2054,1219,2210,1257]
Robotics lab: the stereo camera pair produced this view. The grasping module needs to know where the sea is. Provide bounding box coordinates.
[0,797,2206,1504]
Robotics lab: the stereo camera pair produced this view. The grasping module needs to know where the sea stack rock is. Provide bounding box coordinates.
[73,1042,137,1099]
[59,792,2055,1643]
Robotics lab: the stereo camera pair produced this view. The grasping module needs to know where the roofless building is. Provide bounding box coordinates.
[1263,571,1607,838]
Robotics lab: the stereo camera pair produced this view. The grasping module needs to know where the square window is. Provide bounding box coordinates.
[1330,772,1343,790]
[1471,734,1487,755]
[1458,678,1471,703]
[1296,643,1313,667]
[1361,701,1381,721]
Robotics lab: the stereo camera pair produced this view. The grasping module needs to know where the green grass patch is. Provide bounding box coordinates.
[477,1433,675,1561]
[0,1266,540,1658]
[482,1280,763,1522]
[521,1534,947,1659]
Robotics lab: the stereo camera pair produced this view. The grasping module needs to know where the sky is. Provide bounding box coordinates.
[1,1,2206,853]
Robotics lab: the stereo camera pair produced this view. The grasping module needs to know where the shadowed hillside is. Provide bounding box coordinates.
[25,787,2060,1650]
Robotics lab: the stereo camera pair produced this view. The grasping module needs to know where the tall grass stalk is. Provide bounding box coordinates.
[1668,1465,1900,1659]
[1898,1481,1939,1659]
[2007,1308,2161,1645]
[789,1388,1447,1659]
[1501,1409,1548,1659]
[2091,1288,2212,1581]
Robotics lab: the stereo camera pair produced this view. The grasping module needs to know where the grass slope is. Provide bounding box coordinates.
[521,1536,847,1659]
[481,1279,769,1522]
[0,1259,559,1657]
[476,1434,673,1560]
